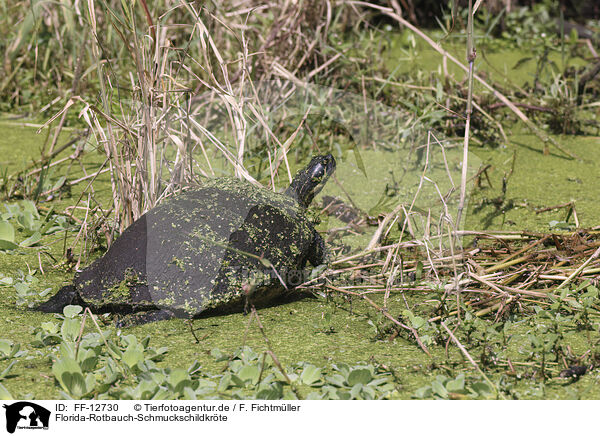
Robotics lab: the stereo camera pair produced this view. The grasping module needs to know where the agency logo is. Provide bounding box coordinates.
[3,402,50,433]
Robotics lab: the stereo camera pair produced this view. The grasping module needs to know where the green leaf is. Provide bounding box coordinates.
[0,383,13,400]
[85,373,96,393]
[471,382,493,398]
[410,315,426,330]
[63,305,83,318]
[20,231,42,247]
[0,340,12,356]
[16,212,35,233]
[237,365,260,385]
[210,348,228,362]
[107,341,123,358]
[300,364,322,386]
[257,387,283,400]
[512,56,533,69]
[168,368,190,392]
[61,318,81,342]
[0,240,18,250]
[0,221,18,249]
[350,383,363,398]
[368,377,390,387]
[0,221,14,242]
[325,374,345,387]
[52,176,67,191]
[0,361,15,380]
[333,362,350,377]
[58,342,77,360]
[217,373,232,392]
[122,345,144,369]
[446,374,465,392]
[41,321,59,334]
[13,282,30,296]
[239,346,258,364]
[229,374,245,388]
[352,147,367,178]
[431,379,448,398]
[415,261,424,280]
[187,360,202,374]
[413,386,432,399]
[21,200,39,218]
[183,387,197,400]
[78,348,98,372]
[52,357,87,398]
[336,390,351,400]
[310,264,327,280]
[347,368,373,386]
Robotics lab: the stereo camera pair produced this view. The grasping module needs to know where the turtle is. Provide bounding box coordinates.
[36,154,336,325]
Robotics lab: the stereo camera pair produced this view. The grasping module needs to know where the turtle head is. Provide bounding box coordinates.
[286,154,336,208]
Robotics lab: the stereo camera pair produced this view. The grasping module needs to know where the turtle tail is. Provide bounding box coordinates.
[35,285,78,313]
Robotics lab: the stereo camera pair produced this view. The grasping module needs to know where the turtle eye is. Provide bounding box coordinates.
[311,166,325,182]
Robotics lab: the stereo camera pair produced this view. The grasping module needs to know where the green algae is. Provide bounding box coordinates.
[467,134,600,230]
[1,51,600,399]
[387,30,588,90]
[101,269,140,305]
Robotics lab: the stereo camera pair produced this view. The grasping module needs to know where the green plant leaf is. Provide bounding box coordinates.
[229,374,245,388]
[217,373,232,392]
[325,374,345,387]
[0,220,18,250]
[61,318,81,342]
[347,368,373,386]
[52,176,67,191]
[0,340,12,356]
[0,240,18,250]
[20,231,42,247]
[471,382,493,398]
[78,348,99,372]
[41,321,59,334]
[16,212,35,233]
[237,365,260,385]
[257,387,283,400]
[183,386,197,400]
[431,379,448,398]
[13,281,30,296]
[167,368,190,393]
[0,361,15,380]
[300,364,322,385]
[446,374,465,392]
[85,373,96,393]
[122,345,144,369]
[21,200,39,218]
[63,305,83,319]
[0,221,14,242]
[350,383,363,398]
[415,261,424,280]
[0,383,13,400]
[52,356,87,398]
[210,348,228,362]
[413,386,432,399]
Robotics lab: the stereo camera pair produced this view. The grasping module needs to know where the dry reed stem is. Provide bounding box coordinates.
[555,246,600,292]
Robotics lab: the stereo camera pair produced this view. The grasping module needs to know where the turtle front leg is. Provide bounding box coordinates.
[35,285,79,313]
[307,230,327,267]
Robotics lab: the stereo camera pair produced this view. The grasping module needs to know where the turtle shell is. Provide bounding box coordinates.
[71,177,323,317]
